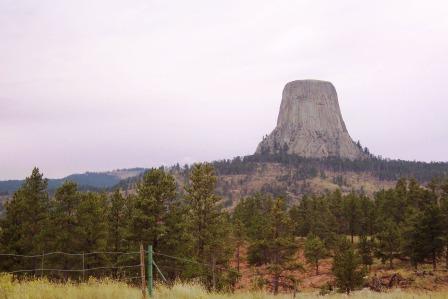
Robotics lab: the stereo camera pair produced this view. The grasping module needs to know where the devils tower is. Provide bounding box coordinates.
[256,80,365,160]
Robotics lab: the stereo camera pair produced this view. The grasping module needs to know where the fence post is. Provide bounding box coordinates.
[82,252,85,282]
[41,251,44,278]
[140,243,147,299]
[147,245,153,297]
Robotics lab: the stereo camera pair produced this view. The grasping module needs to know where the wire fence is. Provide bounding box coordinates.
[0,251,144,283]
[0,247,295,294]
[0,249,238,281]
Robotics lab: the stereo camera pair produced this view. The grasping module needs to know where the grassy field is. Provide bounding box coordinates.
[1,275,448,299]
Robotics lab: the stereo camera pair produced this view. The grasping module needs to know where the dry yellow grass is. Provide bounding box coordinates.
[0,274,141,299]
[1,274,448,299]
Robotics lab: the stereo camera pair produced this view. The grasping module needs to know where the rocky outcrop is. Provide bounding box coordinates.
[256,80,365,160]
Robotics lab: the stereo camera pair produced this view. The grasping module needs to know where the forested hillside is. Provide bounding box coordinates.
[0,168,146,195]
[117,153,448,206]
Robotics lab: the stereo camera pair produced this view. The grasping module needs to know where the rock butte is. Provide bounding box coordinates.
[256,80,365,160]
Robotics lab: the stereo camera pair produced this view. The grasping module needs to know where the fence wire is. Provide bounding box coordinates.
[0,251,140,258]
[0,250,241,283]
[0,250,143,284]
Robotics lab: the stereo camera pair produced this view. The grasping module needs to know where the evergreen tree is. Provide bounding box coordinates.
[50,181,80,252]
[402,208,424,268]
[375,220,402,269]
[48,181,81,277]
[231,218,246,274]
[289,196,312,237]
[76,192,108,273]
[332,238,365,294]
[414,204,444,270]
[375,188,406,225]
[304,234,327,275]
[107,190,128,253]
[358,195,376,236]
[290,195,338,247]
[184,163,232,289]
[129,168,176,250]
[440,180,448,269]
[342,193,361,243]
[234,193,270,241]
[106,189,131,274]
[357,235,374,270]
[328,190,344,234]
[247,197,302,294]
[158,200,194,280]
[0,168,50,271]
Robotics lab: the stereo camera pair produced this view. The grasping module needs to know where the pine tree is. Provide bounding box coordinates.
[107,190,128,251]
[440,180,448,269]
[290,195,338,247]
[231,218,246,274]
[342,193,361,243]
[184,163,232,289]
[50,181,80,250]
[375,220,402,269]
[414,204,444,270]
[328,190,344,234]
[185,163,220,259]
[0,168,50,272]
[76,192,108,274]
[332,238,365,294]
[402,207,424,268]
[357,235,374,270]
[48,181,81,277]
[375,188,406,225]
[358,195,376,236]
[158,200,194,280]
[106,189,130,274]
[289,196,311,237]
[304,234,327,275]
[247,197,302,294]
[129,168,176,250]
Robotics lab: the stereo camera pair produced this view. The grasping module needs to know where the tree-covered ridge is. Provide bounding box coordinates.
[1,166,448,294]
[212,153,448,182]
[113,155,448,211]
[2,153,447,198]
[0,168,147,195]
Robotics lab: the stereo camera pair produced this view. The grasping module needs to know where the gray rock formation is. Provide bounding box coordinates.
[256,80,365,160]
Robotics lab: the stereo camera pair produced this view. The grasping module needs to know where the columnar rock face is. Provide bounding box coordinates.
[256,80,365,160]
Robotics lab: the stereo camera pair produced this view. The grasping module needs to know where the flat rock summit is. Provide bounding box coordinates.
[256,80,365,160]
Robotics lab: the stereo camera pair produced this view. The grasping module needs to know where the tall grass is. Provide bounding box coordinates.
[1,274,447,299]
[0,274,141,299]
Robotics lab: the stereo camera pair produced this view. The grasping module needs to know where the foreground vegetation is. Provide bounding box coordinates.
[1,275,448,299]
[0,275,141,299]
[1,164,448,294]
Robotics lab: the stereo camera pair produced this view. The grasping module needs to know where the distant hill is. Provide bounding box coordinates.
[0,168,146,195]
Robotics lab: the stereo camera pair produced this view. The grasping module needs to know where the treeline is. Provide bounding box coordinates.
[212,153,448,182]
[1,166,448,294]
[112,153,448,196]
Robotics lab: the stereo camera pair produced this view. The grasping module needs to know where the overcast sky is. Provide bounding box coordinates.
[1,0,447,180]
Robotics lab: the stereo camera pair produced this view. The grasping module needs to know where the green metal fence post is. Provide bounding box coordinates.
[147,245,153,297]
